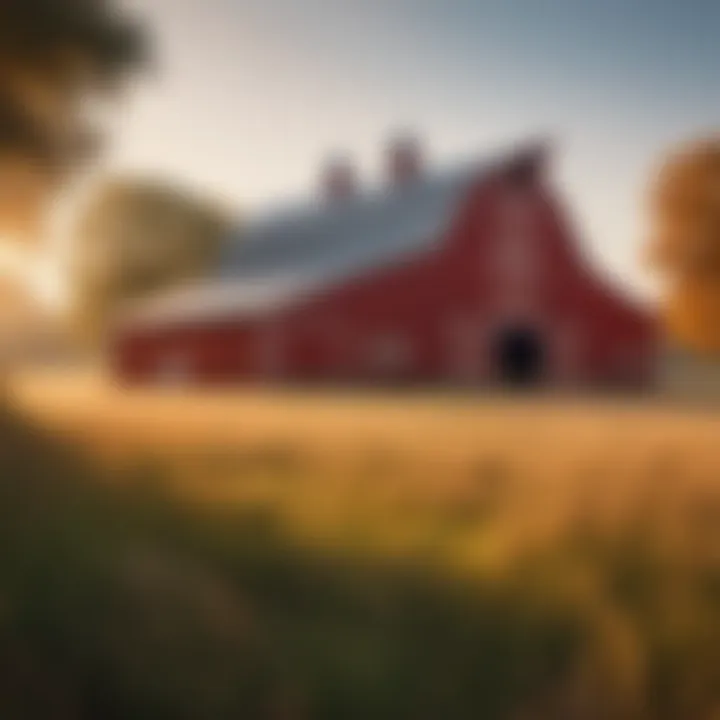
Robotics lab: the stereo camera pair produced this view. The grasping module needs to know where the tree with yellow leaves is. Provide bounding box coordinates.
[647,135,720,356]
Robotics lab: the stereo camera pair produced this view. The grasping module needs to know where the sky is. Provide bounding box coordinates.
[106,0,720,299]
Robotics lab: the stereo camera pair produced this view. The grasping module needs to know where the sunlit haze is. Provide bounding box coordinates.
[103,0,720,303]
[12,1,719,307]
[3,3,720,716]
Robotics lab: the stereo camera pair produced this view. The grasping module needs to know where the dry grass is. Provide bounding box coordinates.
[5,369,720,718]
[11,370,720,558]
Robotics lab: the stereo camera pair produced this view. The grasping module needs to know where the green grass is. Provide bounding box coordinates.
[3,390,720,718]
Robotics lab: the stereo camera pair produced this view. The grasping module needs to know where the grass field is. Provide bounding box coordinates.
[4,370,720,718]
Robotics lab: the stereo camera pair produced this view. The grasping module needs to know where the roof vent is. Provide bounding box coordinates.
[321,155,357,202]
[386,133,423,186]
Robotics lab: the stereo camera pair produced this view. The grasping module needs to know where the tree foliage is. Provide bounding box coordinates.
[647,135,720,355]
[72,178,231,338]
[0,0,146,238]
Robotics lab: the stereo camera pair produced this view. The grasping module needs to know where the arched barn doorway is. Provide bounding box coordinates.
[494,327,545,387]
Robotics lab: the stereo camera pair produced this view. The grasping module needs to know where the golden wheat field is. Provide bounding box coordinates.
[11,370,720,559]
[6,369,720,718]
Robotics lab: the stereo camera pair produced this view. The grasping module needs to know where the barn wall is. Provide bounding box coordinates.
[115,170,658,388]
[234,175,658,387]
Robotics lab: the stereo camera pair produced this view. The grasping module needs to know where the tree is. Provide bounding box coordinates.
[0,0,146,239]
[72,178,231,337]
[647,135,720,355]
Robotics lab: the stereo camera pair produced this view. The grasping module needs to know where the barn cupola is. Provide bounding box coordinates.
[386,133,424,187]
[321,154,357,202]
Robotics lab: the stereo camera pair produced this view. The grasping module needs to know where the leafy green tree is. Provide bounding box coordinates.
[0,0,146,239]
[72,178,230,337]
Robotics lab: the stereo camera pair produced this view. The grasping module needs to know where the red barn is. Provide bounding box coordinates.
[114,138,658,389]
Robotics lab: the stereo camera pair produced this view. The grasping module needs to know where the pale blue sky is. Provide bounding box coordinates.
[110,0,720,297]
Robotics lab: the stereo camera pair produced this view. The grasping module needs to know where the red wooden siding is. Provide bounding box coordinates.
[114,155,657,389]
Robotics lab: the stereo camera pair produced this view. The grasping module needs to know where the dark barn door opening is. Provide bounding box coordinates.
[495,327,544,387]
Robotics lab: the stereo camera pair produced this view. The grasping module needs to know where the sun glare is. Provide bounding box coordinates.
[0,242,66,311]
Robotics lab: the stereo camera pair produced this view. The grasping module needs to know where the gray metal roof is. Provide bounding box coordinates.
[219,161,481,281]
[121,159,491,329]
